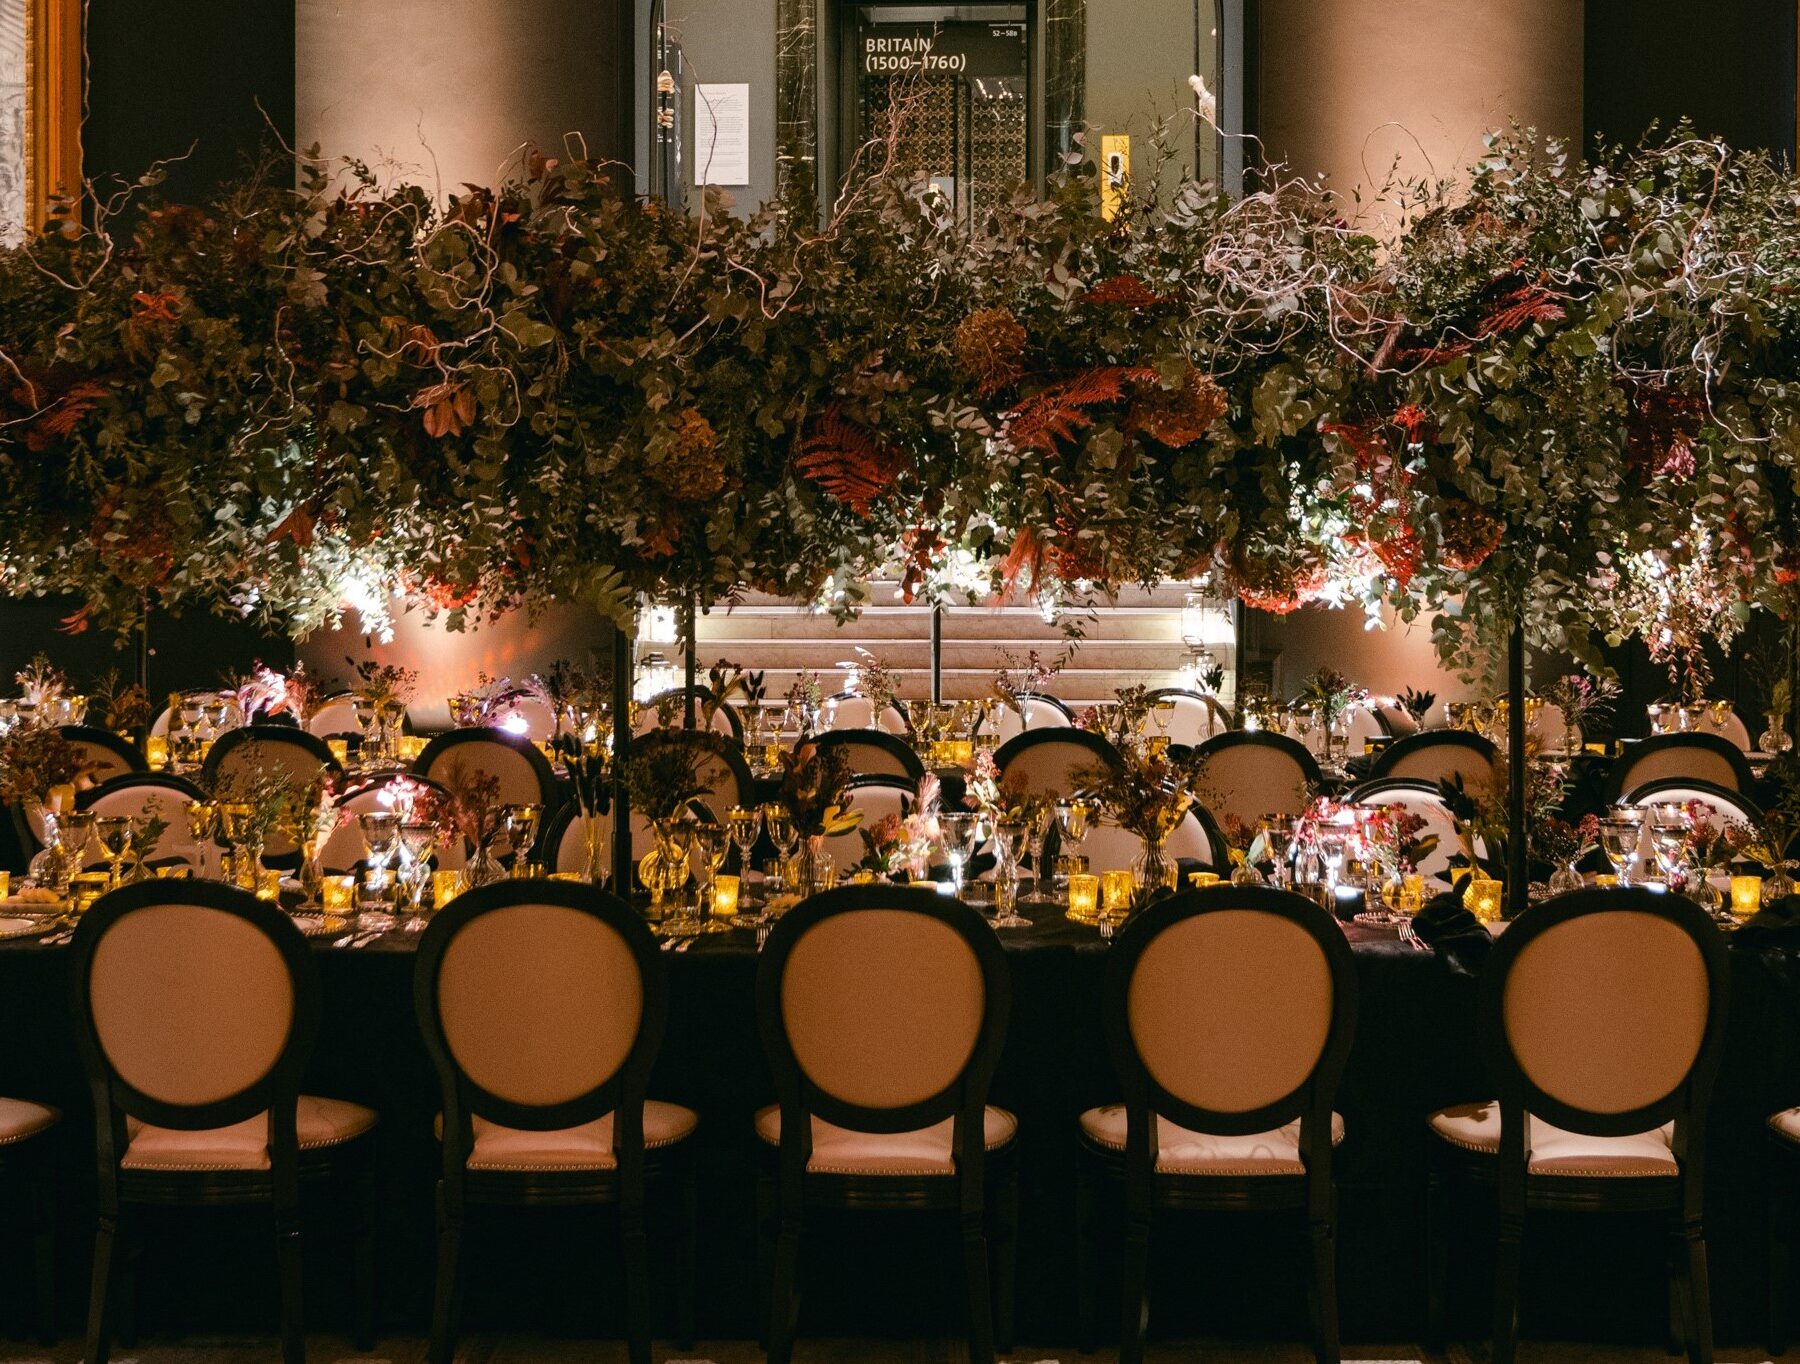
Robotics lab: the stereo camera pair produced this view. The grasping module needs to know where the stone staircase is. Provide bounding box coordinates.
[692,581,1238,711]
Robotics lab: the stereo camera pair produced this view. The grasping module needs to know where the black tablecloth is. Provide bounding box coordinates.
[2,904,1797,1347]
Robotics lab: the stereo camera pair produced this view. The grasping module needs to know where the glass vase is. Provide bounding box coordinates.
[582,813,609,886]
[1760,724,1795,755]
[464,839,506,889]
[1547,861,1584,895]
[1131,832,1174,907]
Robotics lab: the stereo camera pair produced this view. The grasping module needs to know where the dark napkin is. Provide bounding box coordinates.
[1736,892,1800,945]
[1409,890,1493,975]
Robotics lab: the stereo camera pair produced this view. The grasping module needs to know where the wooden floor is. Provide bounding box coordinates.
[0,1341,1781,1363]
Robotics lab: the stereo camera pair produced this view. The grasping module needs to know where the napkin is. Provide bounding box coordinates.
[1735,893,1800,948]
[1409,891,1493,975]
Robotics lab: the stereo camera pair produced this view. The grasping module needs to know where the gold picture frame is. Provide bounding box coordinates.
[23,0,80,231]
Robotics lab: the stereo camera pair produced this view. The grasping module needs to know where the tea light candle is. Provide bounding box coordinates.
[1188,871,1220,889]
[1463,876,1504,925]
[1101,869,1136,919]
[1730,874,1763,921]
[433,870,463,909]
[145,735,168,770]
[1400,872,1425,914]
[256,867,282,902]
[1594,873,1620,889]
[1067,873,1099,920]
[326,739,349,767]
[322,875,357,914]
[398,736,428,761]
[711,874,740,919]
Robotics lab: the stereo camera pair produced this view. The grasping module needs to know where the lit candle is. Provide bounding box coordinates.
[1400,872,1425,915]
[1101,870,1136,921]
[256,867,282,902]
[1188,871,1220,889]
[1067,873,1099,921]
[322,875,357,915]
[1463,876,1504,925]
[1730,875,1763,921]
[1593,873,1619,889]
[326,739,349,767]
[145,735,168,771]
[433,870,463,909]
[712,874,740,920]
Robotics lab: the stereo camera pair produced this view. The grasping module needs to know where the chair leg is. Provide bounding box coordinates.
[1668,1225,1691,1356]
[991,1160,1018,1355]
[274,1205,305,1364]
[961,1211,996,1364]
[114,1221,140,1349]
[766,1210,803,1364]
[1774,1162,1792,1358]
[83,1210,121,1364]
[675,1157,699,1351]
[428,1182,464,1364]
[1424,1167,1449,1352]
[1683,1217,1715,1364]
[1118,1188,1152,1364]
[31,1172,55,1347]
[1308,1211,1341,1364]
[754,1170,775,1350]
[1491,1205,1524,1364]
[353,1161,379,1352]
[1075,1163,1099,1354]
[621,1208,653,1364]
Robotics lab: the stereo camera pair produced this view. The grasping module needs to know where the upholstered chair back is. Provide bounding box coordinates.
[995,730,1121,803]
[1192,734,1318,824]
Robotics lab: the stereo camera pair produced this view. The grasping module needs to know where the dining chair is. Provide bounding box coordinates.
[1190,731,1321,825]
[755,884,1017,1364]
[1624,777,1763,831]
[318,773,462,873]
[1075,886,1357,1364]
[413,728,561,816]
[76,773,209,871]
[983,693,1075,744]
[1605,734,1756,803]
[201,726,344,866]
[60,725,145,784]
[635,687,744,741]
[70,880,380,1364]
[0,1096,59,1345]
[1365,729,1499,792]
[1695,707,1753,752]
[1373,700,1420,738]
[1346,776,1480,882]
[826,691,908,735]
[1144,688,1232,748]
[414,879,697,1364]
[812,727,926,782]
[1076,807,1225,877]
[995,727,1121,801]
[304,693,362,741]
[823,774,915,867]
[1423,887,1728,1364]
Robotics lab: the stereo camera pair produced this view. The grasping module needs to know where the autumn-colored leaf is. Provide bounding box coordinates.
[793,405,905,518]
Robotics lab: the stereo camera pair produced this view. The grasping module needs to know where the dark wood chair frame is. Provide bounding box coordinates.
[75,771,207,812]
[412,726,564,828]
[69,880,377,1364]
[1143,685,1235,737]
[1192,729,1326,792]
[1365,728,1498,785]
[994,726,1123,786]
[812,727,927,783]
[1423,887,1729,1364]
[1602,733,1757,803]
[199,722,342,792]
[1767,1120,1800,1355]
[0,1107,58,1345]
[1076,886,1359,1364]
[754,884,1017,1364]
[974,692,1075,736]
[413,879,695,1364]
[61,725,146,777]
[1620,774,1765,824]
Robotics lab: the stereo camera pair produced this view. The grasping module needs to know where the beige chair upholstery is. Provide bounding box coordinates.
[1161,693,1230,748]
[1428,1103,1676,1176]
[828,695,907,735]
[782,910,984,1111]
[1342,705,1385,755]
[555,810,652,874]
[306,696,362,738]
[992,699,1071,745]
[423,740,551,809]
[89,902,298,1108]
[1077,811,1215,874]
[754,1105,1016,1176]
[1696,707,1752,751]
[438,902,645,1108]
[1374,702,1418,738]
[823,783,911,863]
[211,733,332,793]
[1194,742,1312,824]
[1078,1105,1344,1176]
[1616,744,1746,795]
[1128,910,1335,1115]
[1625,783,1760,829]
[83,782,206,869]
[998,737,1114,801]
[121,1096,377,1171]
[1380,741,1497,793]
[0,1098,57,1147]
[821,735,916,780]
[435,1103,698,1171]
[493,695,559,741]
[70,740,138,785]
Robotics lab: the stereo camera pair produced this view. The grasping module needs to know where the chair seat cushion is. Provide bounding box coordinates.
[123,1095,377,1171]
[1428,1102,1676,1177]
[1078,1104,1344,1176]
[1772,1109,1800,1145]
[0,1098,57,1147]
[436,1101,698,1171]
[754,1104,1017,1176]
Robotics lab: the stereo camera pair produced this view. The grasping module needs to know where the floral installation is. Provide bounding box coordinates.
[448,671,531,728]
[1535,812,1602,873]
[438,761,505,855]
[529,659,614,741]
[842,648,902,721]
[234,662,292,725]
[991,649,1064,717]
[1539,673,1620,742]
[347,659,419,710]
[0,724,97,805]
[1681,804,1750,873]
[1073,747,1195,846]
[1362,805,1441,873]
[774,740,862,839]
[785,671,826,729]
[88,669,150,735]
[963,748,1054,829]
[1295,668,1368,732]
[624,737,718,823]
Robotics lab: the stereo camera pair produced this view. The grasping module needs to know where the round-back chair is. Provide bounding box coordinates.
[70,881,379,1363]
[755,885,1016,1364]
[1077,887,1358,1362]
[1373,700,1421,739]
[1144,689,1231,748]
[826,692,908,735]
[1623,777,1762,832]
[1605,733,1755,804]
[823,774,916,868]
[812,728,925,783]
[984,694,1074,745]
[1346,776,1478,883]
[62,725,144,786]
[994,728,1122,802]
[76,773,209,872]
[304,694,362,741]
[413,728,562,815]
[413,879,696,1364]
[1366,730,1499,793]
[1074,807,1226,878]
[201,726,343,864]
[319,773,460,874]
[636,689,743,741]
[1191,732,1321,826]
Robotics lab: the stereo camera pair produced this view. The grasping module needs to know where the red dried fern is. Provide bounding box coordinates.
[793,405,905,518]
[1003,366,1153,456]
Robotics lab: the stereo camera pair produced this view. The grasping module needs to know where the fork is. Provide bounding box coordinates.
[1397,920,1430,952]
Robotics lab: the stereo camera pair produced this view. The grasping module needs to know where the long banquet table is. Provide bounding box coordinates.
[2,898,1798,1348]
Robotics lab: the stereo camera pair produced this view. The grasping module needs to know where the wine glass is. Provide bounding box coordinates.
[990,819,1031,928]
[691,823,732,931]
[1600,812,1643,885]
[184,800,218,879]
[358,811,401,915]
[398,822,438,917]
[1024,804,1056,892]
[1317,827,1349,898]
[727,804,762,873]
[351,697,382,769]
[1648,806,1690,892]
[93,816,133,889]
[500,804,543,877]
[939,812,977,895]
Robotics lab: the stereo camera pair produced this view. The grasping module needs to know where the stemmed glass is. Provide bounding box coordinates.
[185,800,218,879]
[939,812,978,896]
[1054,801,1090,891]
[990,819,1032,929]
[358,811,401,913]
[692,823,732,931]
[1259,817,1295,891]
[763,803,798,894]
[1020,804,1055,894]
[398,822,438,918]
[218,803,255,888]
[500,804,543,877]
[1317,827,1349,898]
[93,816,133,889]
[1600,811,1643,885]
[1648,806,1692,893]
[351,697,382,770]
[727,804,762,874]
